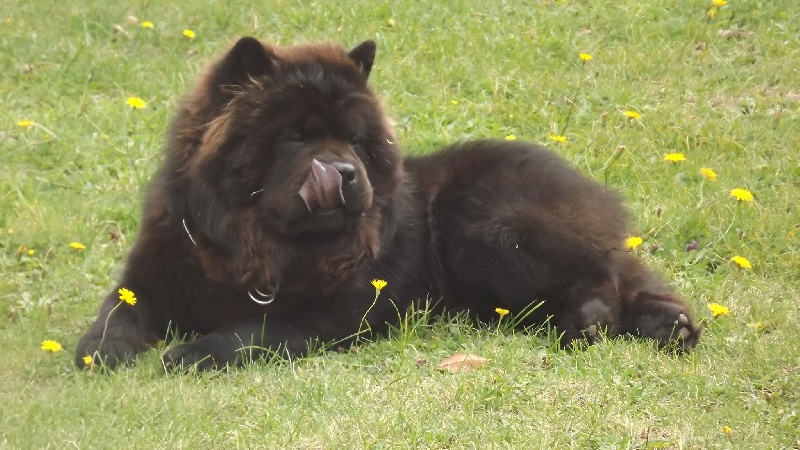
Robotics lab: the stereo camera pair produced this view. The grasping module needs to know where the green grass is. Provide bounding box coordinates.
[2,0,799,448]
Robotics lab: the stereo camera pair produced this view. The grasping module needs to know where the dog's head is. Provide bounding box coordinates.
[161,37,403,291]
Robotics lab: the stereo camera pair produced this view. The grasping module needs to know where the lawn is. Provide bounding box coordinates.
[2,0,799,448]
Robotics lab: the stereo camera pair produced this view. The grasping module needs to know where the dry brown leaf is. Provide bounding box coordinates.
[126,15,139,25]
[717,29,751,40]
[435,353,488,373]
[111,24,128,36]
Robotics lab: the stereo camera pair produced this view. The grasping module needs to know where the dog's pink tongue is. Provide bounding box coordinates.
[298,159,344,212]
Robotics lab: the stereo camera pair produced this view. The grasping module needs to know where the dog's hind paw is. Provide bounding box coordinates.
[628,300,702,350]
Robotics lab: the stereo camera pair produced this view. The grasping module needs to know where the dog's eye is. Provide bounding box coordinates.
[349,135,375,160]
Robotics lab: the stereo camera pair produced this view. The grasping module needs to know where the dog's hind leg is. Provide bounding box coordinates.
[435,214,626,347]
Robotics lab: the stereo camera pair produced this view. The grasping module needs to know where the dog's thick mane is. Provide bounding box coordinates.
[151,39,398,292]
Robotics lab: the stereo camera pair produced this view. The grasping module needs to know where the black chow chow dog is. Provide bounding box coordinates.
[76,37,700,371]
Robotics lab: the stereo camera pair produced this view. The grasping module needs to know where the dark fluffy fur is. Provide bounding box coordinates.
[76,37,700,371]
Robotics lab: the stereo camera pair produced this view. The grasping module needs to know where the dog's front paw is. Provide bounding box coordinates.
[75,330,147,370]
[161,336,241,372]
[162,342,219,372]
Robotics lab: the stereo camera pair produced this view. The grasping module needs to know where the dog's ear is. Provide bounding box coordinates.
[348,40,376,79]
[210,36,273,104]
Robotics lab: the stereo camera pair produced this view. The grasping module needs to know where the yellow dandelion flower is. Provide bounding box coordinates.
[141,21,154,29]
[708,303,730,317]
[747,322,764,330]
[16,245,27,255]
[700,167,717,181]
[82,355,94,366]
[495,308,510,318]
[27,249,35,256]
[69,242,85,250]
[730,188,754,202]
[125,97,147,109]
[622,110,641,120]
[118,287,137,305]
[17,120,33,127]
[183,29,196,39]
[450,99,458,106]
[41,340,63,352]
[371,279,388,291]
[664,153,686,162]
[505,135,517,141]
[548,134,567,143]
[730,255,752,269]
[625,236,643,249]
[712,0,727,6]
[721,425,733,435]
[579,53,592,62]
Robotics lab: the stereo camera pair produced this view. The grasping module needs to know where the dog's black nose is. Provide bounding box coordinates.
[330,161,357,184]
